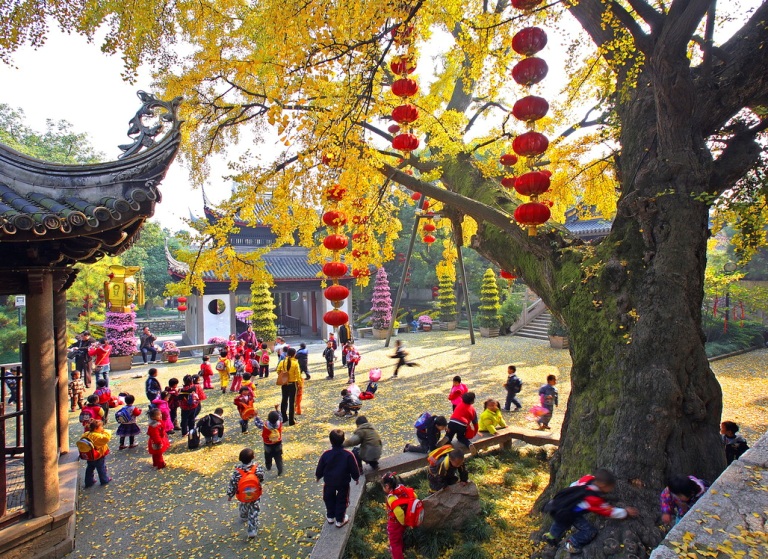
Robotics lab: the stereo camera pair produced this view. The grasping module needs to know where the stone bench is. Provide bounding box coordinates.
[309,426,560,559]
[355,327,373,338]
[650,431,768,559]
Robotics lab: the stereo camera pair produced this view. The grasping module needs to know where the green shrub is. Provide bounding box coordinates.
[462,517,493,542]
[478,269,501,328]
[449,541,491,559]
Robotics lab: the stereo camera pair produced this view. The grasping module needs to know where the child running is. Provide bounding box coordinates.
[537,374,558,430]
[234,387,257,433]
[256,409,284,476]
[227,448,265,539]
[115,394,142,449]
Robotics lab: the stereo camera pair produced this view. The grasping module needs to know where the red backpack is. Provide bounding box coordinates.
[236,465,263,503]
[260,350,270,365]
[390,485,424,528]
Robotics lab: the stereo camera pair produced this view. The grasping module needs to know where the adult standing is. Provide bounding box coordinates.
[338,322,352,346]
[238,325,258,347]
[277,347,301,426]
[89,338,112,386]
[139,326,159,364]
[69,330,94,388]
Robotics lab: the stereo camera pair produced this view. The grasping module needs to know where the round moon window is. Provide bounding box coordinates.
[208,299,226,315]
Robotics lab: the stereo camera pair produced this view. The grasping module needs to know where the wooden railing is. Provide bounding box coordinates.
[0,365,25,525]
[135,319,185,334]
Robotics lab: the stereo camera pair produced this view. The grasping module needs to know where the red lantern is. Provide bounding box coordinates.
[511,57,549,86]
[324,284,350,302]
[388,124,401,134]
[500,270,516,280]
[325,184,346,202]
[390,55,416,75]
[513,131,549,157]
[541,169,553,178]
[392,133,420,151]
[323,261,348,278]
[397,252,406,263]
[391,78,419,98]
[423,223,436,232]
[512,0,543,9]
[177,296,187,304]
[512,27,548,56]
[391,24,415,45]
[351,249,363,258]
[422,200,430,209]
[177,305,188,312]
[323,234,349,251]
[423,234,436,244]
[392,104,419,124]
[500,153,518,166]
[512,95,549,122]
[324,309,349,327]
[410,192,421,201]
[514,171,551,196]
[514,202,551,235]
[501,176,516,188]
[322,210,347,227]
[352,268,371,278]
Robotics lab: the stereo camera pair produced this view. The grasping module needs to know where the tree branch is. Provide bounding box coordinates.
[656,0,711,58]
[708,120,768,197]
[465,101,508,133]
[625,0,664,30]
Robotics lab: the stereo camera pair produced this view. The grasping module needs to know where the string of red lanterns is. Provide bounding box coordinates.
[320,160,351,327]
[508,0,552,236]
[177,296,187,313]
[390,23,421,155]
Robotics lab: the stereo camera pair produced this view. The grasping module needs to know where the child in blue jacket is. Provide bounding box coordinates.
[315,429,360,527]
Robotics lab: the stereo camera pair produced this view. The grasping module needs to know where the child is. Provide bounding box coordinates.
[216,350,232,394]
[68,370,86,411]
[446,392,478,452]
[94,379,112,424]
[227,448,265,539]
[335,388,362,417]
[115,394,142,449]
[448,376,468,410]
[478,399,507,435]
[241,373,256,396]
[257,409,284,476]
[230,354,245,393]
[315,429,360,528]
[297,342,310,380]
[80,394,105,431]
[165,377,180,430]
[427,447,468,492]
[234,387,257,433]
[145,368,162,404]
[346,343,360,383]
[295,372,305,416]
[197,407,225,445]
[360,370,378,400]
[343,415,383,471]
[88,337,112,386]
[537,374,558,430]
[258,343,270,379]
[721,421,749,464]
[328,332,338,350]
[193,374,207,413]
[660,475,708,526]
[147,408,170,469]
[151,391,175,435]
[542,469,638,554]
[390,339,418,378]
[404,414,447,454]
[200,355,214,389]
[381,472,407,559]
[178,375,201,435]
[226,333,238,359]
[503,365,523,412]
[323,340,336,379]
[79,419,112,487]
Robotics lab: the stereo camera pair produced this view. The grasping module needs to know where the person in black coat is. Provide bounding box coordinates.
[404,415,448,453]
[315,429,360,527]
[69,331,94,388]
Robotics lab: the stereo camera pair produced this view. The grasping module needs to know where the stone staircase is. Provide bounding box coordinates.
[514,310,551,341]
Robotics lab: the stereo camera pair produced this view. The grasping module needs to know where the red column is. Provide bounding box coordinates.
[311,291,318,333]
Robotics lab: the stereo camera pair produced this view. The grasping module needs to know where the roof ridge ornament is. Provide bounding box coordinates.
[118,91,182,160]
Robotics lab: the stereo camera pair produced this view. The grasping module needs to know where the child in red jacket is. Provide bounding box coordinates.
[256,409,284,476]
[448,376,468,410]
[147,408,170,469]
[446,391,478,453]
[382,472,407,559]
[200,356,214,389]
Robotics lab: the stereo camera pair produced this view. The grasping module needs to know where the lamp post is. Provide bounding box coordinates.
[723,261,737,333]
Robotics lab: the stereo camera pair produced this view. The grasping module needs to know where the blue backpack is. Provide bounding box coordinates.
[414,412,432,431]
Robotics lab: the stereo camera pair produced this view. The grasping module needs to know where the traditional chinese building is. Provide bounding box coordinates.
[0,92,180,558]
[166,199,353,343]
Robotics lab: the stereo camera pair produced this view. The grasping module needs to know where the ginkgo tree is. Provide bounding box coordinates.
[4,0,768,555]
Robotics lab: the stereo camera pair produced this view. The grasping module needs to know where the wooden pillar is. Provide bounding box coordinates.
[54,286,69,454]
[26,270,60,516]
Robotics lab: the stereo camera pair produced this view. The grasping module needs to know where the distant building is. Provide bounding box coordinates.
[563,207,612,241]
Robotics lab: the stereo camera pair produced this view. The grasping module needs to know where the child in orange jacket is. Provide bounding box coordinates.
[147,408,170,469]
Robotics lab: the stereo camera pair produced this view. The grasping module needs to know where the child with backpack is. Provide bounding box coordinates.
[720,421,749,464]
[115,394,142,449]
[94,379,112,424]
[537,374,558,430]
[502,365,523,411]
[200,355,214,389]
[193,374,207,413]
[197,407,226,445]
[660,475,708,526]
[241,373,256,397]
[255,409,284,476]
[381,472,424,559]
[178,375,201,435]
[151,391,175,435]
[216,350,233,393]
[335,388,362,417]
[258,343,270,379]
[315,429,360,528]
[427,446,469,493]
[68,370,86,411]
[404,414,448,454]
[542,469,638,554]
[78,419,112,487]
[234,387,257,433]
[146,408,170,469]
[448,376,468,410]
[80,394,105,431]
[230,354,245,393]
[227,448,265,539]
[165,377,180,431]
[446,392,479,453]
[145,368,162,404]
[296,342,310,380]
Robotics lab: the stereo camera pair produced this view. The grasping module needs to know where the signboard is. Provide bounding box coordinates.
[14,295,26,307]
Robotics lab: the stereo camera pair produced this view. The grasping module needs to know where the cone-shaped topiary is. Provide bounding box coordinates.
[371,267,393,330]
[438,273,457,322]
[250,282,277,341]
[478,268,501,328]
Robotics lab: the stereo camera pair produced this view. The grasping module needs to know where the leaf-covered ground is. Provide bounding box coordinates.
[66,335,767,559]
